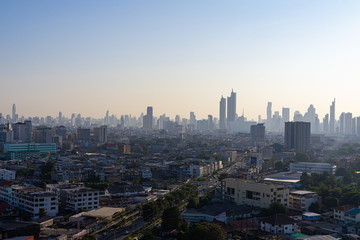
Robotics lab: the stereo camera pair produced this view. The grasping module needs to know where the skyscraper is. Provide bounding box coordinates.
[267,102,272,122]
[250,123,265,147]
[323,114,329,133]
[282,108,290,123]
[12,104,16,122]
[219,96,226,129]
[143,106,153,130]
[330,99,335,134]
[227,90,236,122]
[285,121,311,153]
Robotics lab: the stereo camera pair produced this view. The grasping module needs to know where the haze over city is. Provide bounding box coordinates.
[1,1,360,119]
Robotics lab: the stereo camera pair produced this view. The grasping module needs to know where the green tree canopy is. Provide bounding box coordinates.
[161,207,181,231]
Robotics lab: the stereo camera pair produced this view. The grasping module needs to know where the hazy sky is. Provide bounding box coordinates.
[1,1,360,120]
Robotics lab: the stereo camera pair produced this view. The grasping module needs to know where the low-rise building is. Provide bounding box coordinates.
[289,162,336,174]
[289,190,318,212]
[221,178,289,208]
[0,169,16,180]
[345,208,360,224]
[0,181,58,219]
[259,214,298,235]
[49,183,99,212]
[334,205,356,222]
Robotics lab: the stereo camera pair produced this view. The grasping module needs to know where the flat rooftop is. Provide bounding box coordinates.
[71,207,124,219]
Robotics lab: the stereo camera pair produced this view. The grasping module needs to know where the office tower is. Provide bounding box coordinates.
[285,122,311,153]
[251,123,265,147]
[94,125,108,142]
[24,120,32,142]
[339,112,345,134]
[12,104,16,122]
[55,126,67,140]
[352,117,356,135]
[33,126,54,143]
[330,99,335,134]
[282,108,290,123]
[304,105,316,131]
[120,116,125,129]
[143,106,153,130]
[219,96,226,129]
[227,90,236,122]
[12,121,31,142]
[323,114,329,133]
[267,102,272,122]
[357,117,360,136]
[208,115,213,131]
[76,128,91,141]
[58,112,63,124]
[190,112,196,128]
[175,115,180,124]
[293,111,303,122]
[344,112,352,135]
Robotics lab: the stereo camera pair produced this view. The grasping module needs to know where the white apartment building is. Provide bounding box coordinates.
[0,169,16,180]
[49,183,99,212]
[290,162,336,174]
[289,190,319,212]
[0,181,58,219]
[260,214,298,235]
[221,178,289,208]
[333,205,356,222]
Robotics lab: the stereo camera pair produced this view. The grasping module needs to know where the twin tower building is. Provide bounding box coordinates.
[219,90,236,130]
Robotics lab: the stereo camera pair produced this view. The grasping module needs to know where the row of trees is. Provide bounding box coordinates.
[142,184,198,221]
[300,169,360,208]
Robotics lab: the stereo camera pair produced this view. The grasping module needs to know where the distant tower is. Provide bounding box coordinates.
[285,122,311,153]
[330,99,335,134]
[12,104,16,122]
[282,108,290,123]
[219,96,226,129]
[227,90,236,122]
[143,106,153,130]
[323,114,329,133]
[251,123,265,147]
[267,102,272,122]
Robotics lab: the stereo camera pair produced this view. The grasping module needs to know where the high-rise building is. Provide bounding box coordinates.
[251,123,265,147]
[323,114,329,133]
[208,115,213,131]
[330,99,335,134]
[94,125,108,142]
[12,104,16,122]
[33,126,54,143]
[285,122,311,153]
[357,117,360,136]
[76,128,91,141]
[143,106,153,130]
[267,102,272,122]
[219,96,226,129]
[339,112,345,134]
[282,108,290,123]
[190,112,196,129]
[344,112,353,135]
[227,90,236,122]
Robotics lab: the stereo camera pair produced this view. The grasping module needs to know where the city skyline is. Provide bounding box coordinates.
[1,1,360,119]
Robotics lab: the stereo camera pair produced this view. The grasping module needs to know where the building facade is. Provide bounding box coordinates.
[285,121,311,153]
[221,178,289,208]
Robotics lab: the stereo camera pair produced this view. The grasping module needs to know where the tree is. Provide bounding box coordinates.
[161,207,181,231]
[269,201,287,215]
[274,161,286,171]
[300,172,313,187]
[295,152,310,162]
[309,202,320,213]
[323,196,339,208]
[273,143,283,153]
[187,197,198,208]
[184,223,226,240]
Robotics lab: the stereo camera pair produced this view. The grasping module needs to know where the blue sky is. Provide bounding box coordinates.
[1,1,360,120]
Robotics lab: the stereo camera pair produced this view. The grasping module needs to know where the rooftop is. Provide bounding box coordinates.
[261,213,296,225]
[346,208,360,216]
